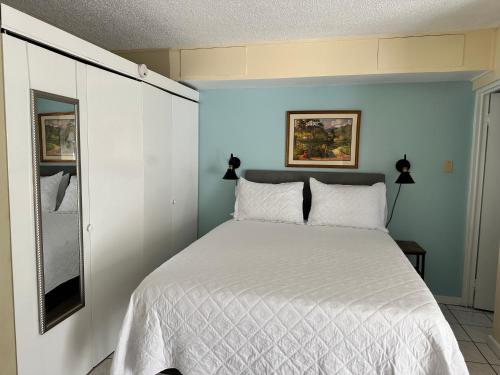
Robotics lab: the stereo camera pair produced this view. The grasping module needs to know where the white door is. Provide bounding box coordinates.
[86,66,144,363]
[474,93,500,311]
[171,96,199,252]
[142,83,174,273]
[3,35,93,375]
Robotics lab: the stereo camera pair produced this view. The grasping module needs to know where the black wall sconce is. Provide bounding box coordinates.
[222,153,241,180]
[386,154,415,227]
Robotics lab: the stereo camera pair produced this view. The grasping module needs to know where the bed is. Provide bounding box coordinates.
[111,171,467,375]
[41,207,80,293]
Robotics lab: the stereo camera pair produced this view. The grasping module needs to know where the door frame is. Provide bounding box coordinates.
[463,78,500,307]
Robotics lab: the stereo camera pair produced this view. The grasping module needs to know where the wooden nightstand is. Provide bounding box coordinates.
[395,240,426,279]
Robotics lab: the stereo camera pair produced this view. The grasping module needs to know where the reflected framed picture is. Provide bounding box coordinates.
[38,112,77,163]
[286,110,361,168]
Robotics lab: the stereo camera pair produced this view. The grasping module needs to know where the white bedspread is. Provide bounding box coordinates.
[112,220,467,375]
[42,211,80,292]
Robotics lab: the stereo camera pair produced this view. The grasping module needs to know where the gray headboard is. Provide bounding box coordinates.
[245,170,385,220]
[40,164,77,177]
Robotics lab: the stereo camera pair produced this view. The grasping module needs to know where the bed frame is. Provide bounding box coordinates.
[244,170,385,220]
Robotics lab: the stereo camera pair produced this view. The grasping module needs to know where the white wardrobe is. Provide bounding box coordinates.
[2,11,198,375]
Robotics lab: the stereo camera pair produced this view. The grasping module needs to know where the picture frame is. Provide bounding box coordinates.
[286,110,361,168]
[38,112,77,163]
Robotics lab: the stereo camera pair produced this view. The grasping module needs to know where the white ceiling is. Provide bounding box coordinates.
[4,0,500,50]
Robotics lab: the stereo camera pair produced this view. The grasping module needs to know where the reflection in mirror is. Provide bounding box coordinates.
[31,91,84,334]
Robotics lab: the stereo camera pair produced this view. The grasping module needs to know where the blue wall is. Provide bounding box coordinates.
[37,97,75,114]
[198,81,474,297]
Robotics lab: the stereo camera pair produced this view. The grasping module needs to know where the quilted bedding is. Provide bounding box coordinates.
[112,220,467,375]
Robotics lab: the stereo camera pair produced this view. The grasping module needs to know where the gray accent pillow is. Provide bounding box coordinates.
[55,173,71,210]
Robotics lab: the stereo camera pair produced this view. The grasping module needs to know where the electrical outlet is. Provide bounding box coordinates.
[443,160,453,173]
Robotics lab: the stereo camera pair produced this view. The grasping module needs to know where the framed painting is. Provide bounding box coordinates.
[286,110,361,168]
[38,112,77,163]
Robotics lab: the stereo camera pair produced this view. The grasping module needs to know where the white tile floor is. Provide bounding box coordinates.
[88,354,113,375]
[88,304,497,375]
[441,304,499,375]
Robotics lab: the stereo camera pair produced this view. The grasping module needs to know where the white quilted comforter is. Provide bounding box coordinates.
[112,220,467,375]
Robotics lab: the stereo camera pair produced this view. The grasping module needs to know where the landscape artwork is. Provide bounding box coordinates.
[39,112,77,162]
[286,110,361,168]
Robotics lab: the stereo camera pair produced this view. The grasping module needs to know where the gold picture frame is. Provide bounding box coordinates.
[286,110,361,168]
[38,112,77,163]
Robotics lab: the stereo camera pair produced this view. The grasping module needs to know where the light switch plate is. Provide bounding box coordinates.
[443,160,453,173]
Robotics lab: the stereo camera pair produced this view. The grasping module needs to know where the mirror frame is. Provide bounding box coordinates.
[30,90,85,334]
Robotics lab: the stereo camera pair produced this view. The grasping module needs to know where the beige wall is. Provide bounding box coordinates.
[473,28,500,89]
[113,30,499,88]
[114,48,170,78]
[0,38,17,375]
[172,29,496,82]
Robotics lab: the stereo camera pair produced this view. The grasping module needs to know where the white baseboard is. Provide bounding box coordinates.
[434,295,464,306]
[488,335,500,359]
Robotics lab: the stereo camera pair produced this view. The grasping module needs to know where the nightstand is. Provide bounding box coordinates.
[395,240,426,279]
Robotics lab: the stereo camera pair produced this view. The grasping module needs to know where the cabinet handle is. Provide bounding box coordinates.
[171,199,176,205]
[86,224,93,232]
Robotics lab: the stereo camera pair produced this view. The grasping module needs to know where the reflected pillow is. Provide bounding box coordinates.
[233,177,304,224]
[55,173,71,210]
[308,178,387,230]
[40,171,63,212]
[57,176,78,212]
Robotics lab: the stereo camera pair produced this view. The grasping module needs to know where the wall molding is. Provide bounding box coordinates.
[0,37,18,375]
[434,295,464,306]
[488,335,500,359]
[462,78,500,308]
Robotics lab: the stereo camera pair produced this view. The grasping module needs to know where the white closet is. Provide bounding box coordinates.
[171,96,199,253]
[2,7,199,374]
[142,84,199,267]
[143,84,174,272]
[3,35,93,375]
[86,66,145,362]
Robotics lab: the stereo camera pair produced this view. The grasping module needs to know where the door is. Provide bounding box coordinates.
[171,96,199,253]
[86,66,144,363]
[474,93,500,311]
[3,35,93,375]
[142,83,173,273]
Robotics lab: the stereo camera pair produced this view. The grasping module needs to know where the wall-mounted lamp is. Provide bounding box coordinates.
[395,154,415,184]
[387,154,415,227]
[222,153,241,180]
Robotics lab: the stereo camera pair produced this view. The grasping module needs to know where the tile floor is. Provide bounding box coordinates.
[88,304,498,374]
[441,304,499,375]
[89,354,113,375]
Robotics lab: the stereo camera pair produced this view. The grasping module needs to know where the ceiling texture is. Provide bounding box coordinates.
[4,0,500,50]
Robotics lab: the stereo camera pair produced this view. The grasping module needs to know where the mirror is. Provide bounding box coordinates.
[31,90,84,333]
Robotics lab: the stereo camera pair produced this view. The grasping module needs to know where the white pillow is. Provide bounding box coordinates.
[308,178,387,230]
[234,177,304,224]
[40,171,63,212]
[57,175,79,212]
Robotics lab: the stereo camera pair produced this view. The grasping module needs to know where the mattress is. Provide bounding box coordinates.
[42,211,80,292]
[112,220,467,375]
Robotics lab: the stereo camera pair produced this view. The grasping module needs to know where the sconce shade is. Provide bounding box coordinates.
[395,171,415,184]
[222,153,241,180]
[223,168,238,180]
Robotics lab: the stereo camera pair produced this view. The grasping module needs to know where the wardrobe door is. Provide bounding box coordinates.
[142,83,173,273]
[86,66,144,363]
[3,35,92,375]
[171,96,199,252]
